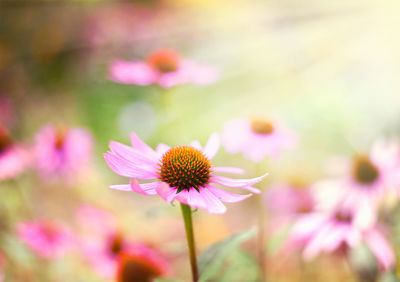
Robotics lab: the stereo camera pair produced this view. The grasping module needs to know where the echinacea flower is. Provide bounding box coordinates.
[0,125,30,181]
[17,219,73,259]
[315,141,398,229]
[81,231,130,278]
[222,118,297,162]
[109,49,219,88]
[288,205,395,270]
[116,245,171,282]
[34,125,92,181]
[104,132,268,214]
[76,205,131,278]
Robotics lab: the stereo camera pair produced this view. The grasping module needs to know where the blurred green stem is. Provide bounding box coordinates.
[180,203,199,282]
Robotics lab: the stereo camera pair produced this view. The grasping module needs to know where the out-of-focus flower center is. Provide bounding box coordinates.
[0,125,12,153]
[118,254,162,282]
[40,221,59,241]
[159,146,211,193]
[352,156,379,185]
[251,119,274,135]
[54,127,67,150]
[147,49,179,73]
[109,235,124,256]
[334,211,352,223]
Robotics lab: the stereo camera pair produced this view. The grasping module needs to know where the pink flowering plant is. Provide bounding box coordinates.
[109,49,219,88]
[104,132,268,281]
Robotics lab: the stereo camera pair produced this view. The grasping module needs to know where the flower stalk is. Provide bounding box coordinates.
[180,203,199,282]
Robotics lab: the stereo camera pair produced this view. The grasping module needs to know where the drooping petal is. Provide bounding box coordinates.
[364,229,395,270]
[186,189,208,209]
[198,188,227,214]
[210,172,269,188]
[130,179,159,195]
[109,60,156,86]
[212,167,245,175]
[303,222,336,260]
[207,185,251,203]
[203,132,220,159]
[104,152,158,179]
[156,183,178,203]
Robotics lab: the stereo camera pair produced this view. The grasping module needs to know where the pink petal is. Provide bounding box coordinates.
[203,132,220,159]
[210,172,269,188]
[109,141,157,168]
[130,132,159,160]
[212,167,245,175]
[156,183,177,203]
[186,189,208,209]
[104,152,158,179]
[130,179,159,195]
[303,222,336,260]
[189,140,202,150]
[109,184,131,191]
[198,188,227,214]
[109,60,156,86]
[207,186,251,203]
[156,143,170,156]
[364,229,395,270]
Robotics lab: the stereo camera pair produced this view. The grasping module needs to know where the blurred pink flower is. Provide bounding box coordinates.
[76,205,125,278]
[288,206,395,270]
[34,125,92,180]
[17,219,73,259]
[0,125,30,181]
[222,118,297,162]
[266,184,314,218]
[116,245,172,282]
[109,49,219,88]
[315,140,399,229]
[104,132,268,214]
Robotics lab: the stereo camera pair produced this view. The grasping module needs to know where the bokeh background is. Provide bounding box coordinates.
[1,0,400,281]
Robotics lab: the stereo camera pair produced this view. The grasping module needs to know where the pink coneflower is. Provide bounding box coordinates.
[109,49,219,88]
[34,125,92,180]
[104,132,268,214]
[116,245,171,282]
[317,141,398,229]
[288,206,395,270]
[17,219,73,259]
[81,231,130,278]
[0,125,30,181]
[222,118,297,162]
[76,205,129,278]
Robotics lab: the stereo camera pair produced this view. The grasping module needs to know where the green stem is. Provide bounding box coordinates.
[180,203,199,282]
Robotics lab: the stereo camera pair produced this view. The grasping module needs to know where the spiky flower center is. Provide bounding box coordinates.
[118,255,161,282]
[0,126,12,153]
[159,146,211,193]
[352,156,379,185]
[54,126,68,150]
[251,119,274,135]
[147,49,179,73]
